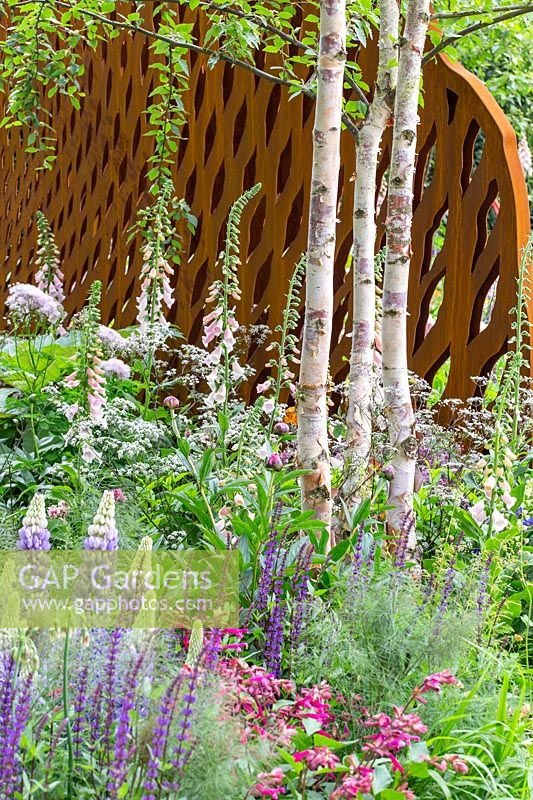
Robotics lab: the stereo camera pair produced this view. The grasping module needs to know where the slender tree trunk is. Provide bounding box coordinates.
[344,0,399,501]
[382,0,430,545]
[297,0,346,546]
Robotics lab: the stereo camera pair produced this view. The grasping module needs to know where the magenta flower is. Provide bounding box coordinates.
[266,453,283,470]
[414,670,458,702]
[251,767,285,799]
[331,766,374,798]
[293,746,339,770]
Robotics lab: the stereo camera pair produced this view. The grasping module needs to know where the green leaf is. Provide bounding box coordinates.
[408,741,430,762]
[302,717,322,736]
[373,764,392,794]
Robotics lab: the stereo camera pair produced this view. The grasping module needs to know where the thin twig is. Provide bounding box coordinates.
[10,0,360,133]
[423,5,533,63]
[433,3,532,20]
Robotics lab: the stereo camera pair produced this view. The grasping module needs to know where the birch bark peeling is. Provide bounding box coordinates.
[382,0,430,543]
[345,0,399,498]
[297,0,346,544]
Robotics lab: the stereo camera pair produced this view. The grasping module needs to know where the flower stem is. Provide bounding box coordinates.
[63,627,74,800]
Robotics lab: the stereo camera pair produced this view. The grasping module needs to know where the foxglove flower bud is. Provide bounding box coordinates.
[266,453,283,470]
[163,396,179,409]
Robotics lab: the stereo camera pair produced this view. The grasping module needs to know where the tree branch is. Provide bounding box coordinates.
[9,0,359,134]
[167,0,369,105]
[432,3,532,20]
[424,5,533,63]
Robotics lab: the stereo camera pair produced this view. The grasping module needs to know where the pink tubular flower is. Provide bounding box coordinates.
[396,783,416,800]
[426,753,469,774]
[206,344,223,366]
[136,243,174,331]
[362,706,428,771]
[414,670,457,702]
[251,767,285,799]
[256,380,271,394]
[64,371,81,389]
[331,766,374,798]
[202,318,223,347]
[293,746,339,771]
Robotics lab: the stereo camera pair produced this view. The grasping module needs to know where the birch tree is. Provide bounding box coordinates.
[381,0,430,543]
[296,0,346,544]
[344,0,399,500]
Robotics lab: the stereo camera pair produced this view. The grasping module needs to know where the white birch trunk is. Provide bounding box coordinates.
[297,0,346,546]
[382,0,430,545]
[344,0,399,500]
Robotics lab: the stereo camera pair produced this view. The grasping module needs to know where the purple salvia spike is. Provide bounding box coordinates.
[73,664,89,759]
[142,671,186,800]
[102,629,123,758]
[108,653,145,797]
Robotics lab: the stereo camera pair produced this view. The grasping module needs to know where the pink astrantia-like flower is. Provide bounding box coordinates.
[98,324,125,351]
[100,357,131,380]
[48,500,70,519]
[6,283,64,325]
